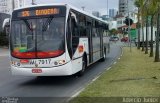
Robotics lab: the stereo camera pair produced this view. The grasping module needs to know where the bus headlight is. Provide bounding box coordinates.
[54,60,66,66]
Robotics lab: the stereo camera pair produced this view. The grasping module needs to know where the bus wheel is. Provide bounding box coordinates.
[100,47,106,62]
[77,57,86,76]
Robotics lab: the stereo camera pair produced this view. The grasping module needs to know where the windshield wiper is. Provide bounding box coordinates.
[23,19,32,31]
[23,19,34,40]
[42,18,53,32]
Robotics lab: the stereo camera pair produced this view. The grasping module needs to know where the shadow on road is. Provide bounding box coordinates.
[19,59,110,87]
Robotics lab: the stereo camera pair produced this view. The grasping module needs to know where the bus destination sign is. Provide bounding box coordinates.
[18,8,60,17]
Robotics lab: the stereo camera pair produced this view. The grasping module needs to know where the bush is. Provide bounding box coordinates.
[0,32,9,46]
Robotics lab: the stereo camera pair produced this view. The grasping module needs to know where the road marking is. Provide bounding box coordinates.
[107,67,112,70]
[92,75,100,82]
[113,62,117,64]
[71,88,85,97]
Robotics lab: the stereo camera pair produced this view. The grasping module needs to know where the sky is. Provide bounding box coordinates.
[25,0,119,15]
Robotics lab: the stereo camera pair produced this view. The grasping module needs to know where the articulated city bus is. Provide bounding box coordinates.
[10,4,110,76]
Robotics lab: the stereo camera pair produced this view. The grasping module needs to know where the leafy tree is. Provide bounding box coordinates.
[154,0,160,62]
[134,0,141,49]
[109,29,118,36]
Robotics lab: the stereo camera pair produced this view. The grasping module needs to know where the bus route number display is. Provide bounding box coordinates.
[19,8,60,17]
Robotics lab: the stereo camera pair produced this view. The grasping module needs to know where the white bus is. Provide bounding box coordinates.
[10,4,110,76]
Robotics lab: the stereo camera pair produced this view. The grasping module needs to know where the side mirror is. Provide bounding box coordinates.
[70,12,78,27]
[2,18,10,31]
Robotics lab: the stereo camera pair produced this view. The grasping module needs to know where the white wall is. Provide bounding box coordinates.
[139,27,157,41]
[109,21,117,30]
[116,17,126,28]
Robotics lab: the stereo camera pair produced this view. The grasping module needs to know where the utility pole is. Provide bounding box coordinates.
[127,0,131,52]
[107,0,108,15]
[12,0,15,11]
[81,6,85,11]
[32,0,36,5]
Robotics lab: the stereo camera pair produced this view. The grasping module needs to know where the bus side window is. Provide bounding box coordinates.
[79,14,87,37]
[71,18,78,37]
[67,17,72,58]
[70,10,79,55]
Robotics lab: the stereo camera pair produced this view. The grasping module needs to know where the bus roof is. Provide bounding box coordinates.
[13,3,108,24]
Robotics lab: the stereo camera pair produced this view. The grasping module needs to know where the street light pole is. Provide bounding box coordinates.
[81,6,85,11]
[12,0,15,11]
[107,0,108,15]
[127,0,132,52]
[32,0,36,5]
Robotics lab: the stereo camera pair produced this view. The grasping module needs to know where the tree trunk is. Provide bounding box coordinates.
[150,16,154,57]
[155,12,160,62]
[137,8,141,49]
[142,18,145,51]
[145,16,148,54]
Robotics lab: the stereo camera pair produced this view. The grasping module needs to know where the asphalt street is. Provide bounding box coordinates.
[0,43,122,103]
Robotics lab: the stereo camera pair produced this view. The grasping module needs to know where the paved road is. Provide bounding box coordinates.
[0,44,122,103]
[0,48,9,56]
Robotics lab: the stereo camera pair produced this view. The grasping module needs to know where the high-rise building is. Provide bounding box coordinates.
[119,0,135,16]
[0,0,25,14]
[92,11,101,18]
[14,0,25,8]
[109,9,117,18]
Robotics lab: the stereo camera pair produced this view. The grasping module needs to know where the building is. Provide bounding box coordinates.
[119,0,136,16]
[14,0,25,8]
[92,11,101,18]
[0,0,12,14]
[101,15,109,21]
[109,9,117,18]
[109,20,117,30]
[0,0,25,14]
[118,0,137,25]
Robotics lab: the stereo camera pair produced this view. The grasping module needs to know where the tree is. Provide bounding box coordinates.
[134,0,141,49]
[139,0,145,52]
[146,0,157,57]
[154,0,160,62]
[109,29,118,36]
[142,0,150,54]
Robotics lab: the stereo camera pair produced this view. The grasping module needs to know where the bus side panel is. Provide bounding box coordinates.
[92,36,101,62]
[71,37,89,74]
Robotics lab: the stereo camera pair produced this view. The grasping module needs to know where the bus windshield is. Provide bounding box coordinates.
[11,17,65,59]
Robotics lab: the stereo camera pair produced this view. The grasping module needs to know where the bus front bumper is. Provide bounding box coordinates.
[11,62,73,76]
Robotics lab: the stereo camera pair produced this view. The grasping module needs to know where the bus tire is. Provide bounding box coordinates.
[100,47,106,62]
[77,56,87,76]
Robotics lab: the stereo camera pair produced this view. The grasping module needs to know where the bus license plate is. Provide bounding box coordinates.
[32,69,42,73]
[30,59,51,65]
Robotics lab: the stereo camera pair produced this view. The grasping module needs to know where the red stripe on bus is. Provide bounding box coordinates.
[12,50,64,58]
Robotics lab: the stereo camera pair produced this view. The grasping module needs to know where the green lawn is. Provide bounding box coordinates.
[70,47,160,103]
